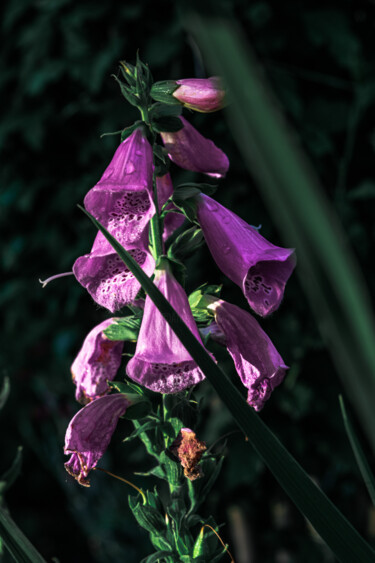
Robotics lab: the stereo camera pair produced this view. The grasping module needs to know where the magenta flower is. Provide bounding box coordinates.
[160,117,229,178]
[64,394,130,486]
[71,319,124,404]
[126,266,206,393]
[156,173,184,241]
[196,194,296,316]
[73,232,155,313]
[84,128,155,246]
[207,299,288,411]
[173,77,225,113]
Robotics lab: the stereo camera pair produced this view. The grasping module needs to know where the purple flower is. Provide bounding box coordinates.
[73,232,155,313]
[84,128,155,246]
[207,299,288,411]
[156,173,185,241]
[126,266,206,393]
[196,194,296,316]
[173,77,225,113]
[160,117,229,178]
[71,319,124,404]
[64,394,130,486]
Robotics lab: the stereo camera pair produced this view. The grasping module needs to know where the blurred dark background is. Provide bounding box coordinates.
[1,0,375,561]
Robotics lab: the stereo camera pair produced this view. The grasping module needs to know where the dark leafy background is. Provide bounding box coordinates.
[1,0,375,561]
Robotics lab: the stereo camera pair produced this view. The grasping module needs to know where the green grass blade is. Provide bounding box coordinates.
[0,507,47,563]
[339,395,375,506]
[183,15,375,453]
[80,207,375,562]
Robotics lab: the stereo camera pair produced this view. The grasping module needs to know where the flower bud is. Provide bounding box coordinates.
[173,77,225,113]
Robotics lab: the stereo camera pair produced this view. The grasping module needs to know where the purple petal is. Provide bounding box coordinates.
[213,300,288,411]
[197,194,296,316]
[73,239,155,313]
[160,117,229,178]
[126,268,206,393]
[173,77,225,112]
[84,128,155,246]
[71,318,124,404]
[64,394,130,486]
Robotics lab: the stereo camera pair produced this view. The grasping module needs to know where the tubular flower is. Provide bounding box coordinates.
[73,232,155,313]
[71,318,124,404]
[64,394,130,486]
[160,117,229,178]
[196,194,296,316]
[126,265,207,393]
[207,299,288,411]
[84,128,155,246]
[156,172,184,241]
[173,77,225,113]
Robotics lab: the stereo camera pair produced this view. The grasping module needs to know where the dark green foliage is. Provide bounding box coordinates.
[2,0,375,561]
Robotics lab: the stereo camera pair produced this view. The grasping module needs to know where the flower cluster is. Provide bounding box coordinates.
[61,68,295,485]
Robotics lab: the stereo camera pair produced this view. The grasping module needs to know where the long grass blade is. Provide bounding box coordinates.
[0,507,47,563]
[79,207,375,562]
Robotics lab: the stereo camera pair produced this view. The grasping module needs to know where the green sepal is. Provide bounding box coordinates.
[0,446,23,496]
[153,144,168,165]
[150,81,181,105]
[188,457,224,514]
[152,116,183,133]
[0,377,10,411]
[120,121,143,142]
[119,61,136,87]
[103,315,141,341]
[128,494,166,534]
[192,527,206,558]
[108,380,145,396]
[167,226,204,262]
[176,182,217,197]
[155,256,187,288]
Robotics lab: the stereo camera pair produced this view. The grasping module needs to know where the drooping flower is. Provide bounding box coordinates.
[126,264,207,393]
[160,117,229,178]
[170,428,207,480]
[64,394,130,486]
[172,77,225,113]
[71,318,124,404]
[73,232,155,313]
[196,194,296,316]
[205,299,288,411]
[156,172,185,241]
[84,128,155,246]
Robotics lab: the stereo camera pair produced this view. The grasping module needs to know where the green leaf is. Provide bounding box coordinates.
[0,377,10,411]
[103,315,141,341]
[185,14,375,458]
[123,420,160,442]
[0,507,47,563]
[0,446,23,495]
[128,495,166,534]
[80,207,375,562]
[339,395,375,506]
[150,103,182,120]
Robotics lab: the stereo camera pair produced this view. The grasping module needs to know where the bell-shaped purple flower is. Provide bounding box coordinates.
[73,232,155,313]
[208,299,288,411]
[126,266,206,393]
[196,194,296,316]
[156,172,185,241]
[160,117,229,178]
[64,394,130,486]
[173,77,225,113]
[71,319,124,404]
[84,128,155,246]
